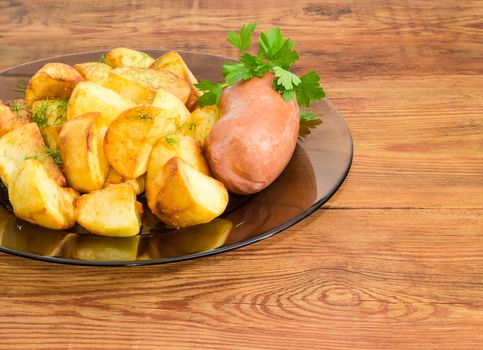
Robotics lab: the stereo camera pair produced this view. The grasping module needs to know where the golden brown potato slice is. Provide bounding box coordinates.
[31,99,68,150]
[110,67,191,104]
[152,88,190,123]
[67,81,135,125]
[103,70,156,104]
[146,134,210,210]
[104,105,182,179]
[106,48,155,68]
[148,218,232,258]
[9,159,78,230]
[0,123,65,188]
[74,62,112,84]
[59,112,110,193]
[151,50,200,109]
[72,235,140,261]
[148,157,228,228]
[74,183,143,237]
[0,100,31,137]
[180,105,220,145]
[25,63,84,107]
[103,167,145,195]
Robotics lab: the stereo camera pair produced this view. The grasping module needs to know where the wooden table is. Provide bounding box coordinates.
[0,1,481,349]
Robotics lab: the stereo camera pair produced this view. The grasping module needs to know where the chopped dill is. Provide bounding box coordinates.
[100,53,108,64]
[25,146,62,166]
[9,100,25,119]
[165,135,179,145]
[8,81,28,95]
[129,111,152,120]
[32,99,67,129]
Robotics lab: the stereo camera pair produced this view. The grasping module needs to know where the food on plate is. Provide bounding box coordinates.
[195,23,324,194]
[103,168,145,195]
[0,99,31,137]
[9,159,78,230]
[108,67,190,104]
[106,48,155,68]
[0,24,326,241]
[31,99,68,150]
[146,134,210,209]
[147,157,228,229]
[148,218,232,258]
[104,105,183,179]
[59,112,110,192]
[67,81,135,124]
[151,50,200,110]
[74,62,112,84]
[180,105,219,145]
[74,183,143,237]
[25,63,84,107]
[0,123,65,188]
[205,73,299,194]
[72,235,140,261]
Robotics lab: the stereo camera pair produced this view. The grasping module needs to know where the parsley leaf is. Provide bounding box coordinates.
[294,71,325,107]
[300,110,320,122]
[273,66,301,90]
[227,22,257,53]
[258,27,299,69]
[222,62,252,85]
[195,80,226,107]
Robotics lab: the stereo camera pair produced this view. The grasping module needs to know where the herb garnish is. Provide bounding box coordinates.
[9,100,25,119]
[195,23,325,121]
[32,99,67,129]
[25,146,62,166]
[8,81,28,96]
[129,111,152,120]
[165,135,179,145]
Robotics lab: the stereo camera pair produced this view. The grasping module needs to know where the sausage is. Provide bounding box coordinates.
[205,73,300,195]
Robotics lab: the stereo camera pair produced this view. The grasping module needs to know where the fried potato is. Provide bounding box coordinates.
[152,88,190,122]
[74,62,112,84]
[0,123,65,188]
[106,48,155,68]
[9,159,78,230]
[72,235,140,261]
[104,167,145,195]
[25,63,84,107]
[31,99,68,150]
[0,100,31,137]
[104,105,182,179]
[67,81,135,125]
[148,218,232,258]
[148,157,228,228]
[151,50,200,110]
[74,183,143,237]
[180,105,219,145]
[110,67,190,104]
[103,70,156,104]
[146,134,210,210]
[59,112,110,193]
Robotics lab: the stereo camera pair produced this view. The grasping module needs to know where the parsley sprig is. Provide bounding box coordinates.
[195,24,325,121]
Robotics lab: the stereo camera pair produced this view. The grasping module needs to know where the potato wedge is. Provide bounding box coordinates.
[0,100,31,137]
[25,63,84,107]
[67,81,135,125]
[59,112,110,193]
[148,218,232,258]
[74,183,143,237]
[0,123,65,188]
[180,105,219,145]
[31,99,68,150]
[109,67,190,104]
[151,50,200,110]
[106,48,155,68]
[148,157,228,228]
[104,105,182,179]
[146,134,210,210]
[152,88,190,123]
[9,159,78,230]
[74,62,112,84]
[103,70,156,104]
[104,167,145,195]
[72,235,140,261]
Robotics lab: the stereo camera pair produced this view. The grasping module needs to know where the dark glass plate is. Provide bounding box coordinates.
[0,50,353,266]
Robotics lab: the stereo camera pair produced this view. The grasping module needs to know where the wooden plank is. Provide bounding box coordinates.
[0,209,481,349]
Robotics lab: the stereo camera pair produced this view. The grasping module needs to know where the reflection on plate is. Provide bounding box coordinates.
[0,50,353,266]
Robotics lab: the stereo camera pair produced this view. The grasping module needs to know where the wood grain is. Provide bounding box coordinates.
[0,0,482,349]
